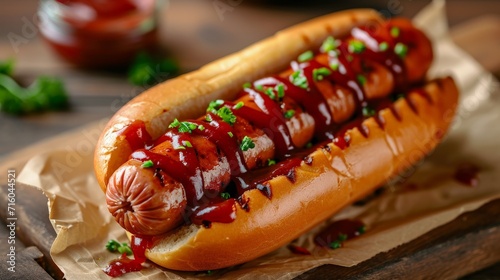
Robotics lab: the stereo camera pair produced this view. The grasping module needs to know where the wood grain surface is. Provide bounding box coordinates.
[0,0,499,278]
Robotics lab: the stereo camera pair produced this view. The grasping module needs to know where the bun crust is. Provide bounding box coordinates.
[94,9,383,192]
[142,77,458,271]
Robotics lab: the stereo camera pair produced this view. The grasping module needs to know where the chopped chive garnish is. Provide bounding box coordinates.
[357,74,367,86]
[267,159,276,166]
[175,145,186,150]
[227,131,234,138]
[265,87,276,99]
[169,118,198,133]
[394,42,408,58]
[207,99,224,113]
[198,124,205,131]
[255,84,264,91]
[348,40,366,53]
[205,114,213,122]
[358,225,366,235]
[338,233,348,242]
[242,82,252,89]
[313,67,332,81]
[284,109,295,119]
[379,41,389,52]
[330,61,339,71]
[182,140,192,148]
[141,160,154,168]
[275,84,285,99]
[290,71,308,89]
[217,106,236,125]
[240,136,255,151]
[320,36,339,53]
[233,101,244,109]
[330,240,342,250]
[362,106,376,117]
[298,50,314,62]
[390,27,400,38]
[220,192,231,199]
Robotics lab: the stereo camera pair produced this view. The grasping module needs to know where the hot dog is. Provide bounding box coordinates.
[94,9,458,273]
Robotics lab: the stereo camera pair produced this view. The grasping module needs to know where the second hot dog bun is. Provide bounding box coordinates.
[137,76,458,271]
[94,9,384,192]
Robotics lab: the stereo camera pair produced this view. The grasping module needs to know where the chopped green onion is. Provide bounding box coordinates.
[227,131,234,138]
[298,50,314,62]
[338,234,348,242]
[390,27,400,38]
[141,160,154,168]
[205,114,213,122]
[198,124,205,131]
[362,106,376,117]
[169,118,198,133]
[284,109,295,119]
[329,240,342,250]
[275,84,285,99]
[242,82,252,89]
[207,99,224,113]
[379,41,389,52]
[357,75,367,86]
[233,101,244,109]
[320,36,339,53]
[329,61,339,71]
[174,145,186,150]
[358,225,366,235]
[220,192,231,199]
[290,71,308,89]
[394,42,408,58]
[348,40,366,53]
[240,136,255,151]
[313,67,332,81]
[255,84,264,91]
[106,240,132,256]
[267,159,276,166]
[182,140,192,148]
[217,106,236,125]
[265,87,276,99]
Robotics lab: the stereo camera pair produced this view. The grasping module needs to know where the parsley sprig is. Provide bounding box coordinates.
[106,240,133,255]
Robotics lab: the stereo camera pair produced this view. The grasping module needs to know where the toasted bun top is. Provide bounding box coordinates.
[94,9,384,192]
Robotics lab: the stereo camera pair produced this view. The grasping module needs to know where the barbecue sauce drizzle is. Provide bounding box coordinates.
[113,21,432,273]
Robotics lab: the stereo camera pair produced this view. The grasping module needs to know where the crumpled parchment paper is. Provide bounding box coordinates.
[11,0,500,279]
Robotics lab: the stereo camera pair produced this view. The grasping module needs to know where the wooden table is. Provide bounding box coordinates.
[1,0,500,278]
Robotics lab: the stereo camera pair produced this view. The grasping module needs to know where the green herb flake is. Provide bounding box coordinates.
[240,136,255,151]
[313,67,332,81]
[217,106,237,125]
[267,159,276,166]
[348,40,366,53]
[329,240,342,250]
[290,71,308,89]
[338,233,348,242]
[182,140,192,148]
[169,119,197,133]
[284,109,295,119]
[106,240,132,255]
[390,27,400,38]
[394,42,408,58]
[198,124,205,131]
[242,82,252,89]
[141,160,154,168]
[205,114,213,122]
[357,75,367,86]
[362,106,376,118]
[175,145,186,150]
[298,50,314,62]
[255,84,264,91]
[233,101,244,109]
[265,87,276,100]
[320,36,339,53]
[329,61,339,71]
[207,99,225,113]
[227,131,234,138]
[275,84,285,99]
[220,192,231,199]
[358,225,366,235]
[379,41,389,52]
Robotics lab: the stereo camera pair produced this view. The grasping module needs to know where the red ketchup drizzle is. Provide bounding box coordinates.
[103,235,153,277]
[131,149,203,205]
[314,219,366,248]
[191,198,237,228]
[454,163,480,187]
[191,115,247,176]
[234,157,303,196]
[119,120,153,150]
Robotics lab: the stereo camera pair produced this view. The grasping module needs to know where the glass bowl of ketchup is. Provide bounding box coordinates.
[38,0,161,69]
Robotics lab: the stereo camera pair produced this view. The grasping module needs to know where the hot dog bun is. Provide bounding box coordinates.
[94,9,459,272]
[135,76,459,271]
[94,9,383,192]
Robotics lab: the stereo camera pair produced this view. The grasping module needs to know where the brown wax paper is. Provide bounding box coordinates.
[10,0,500,278]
